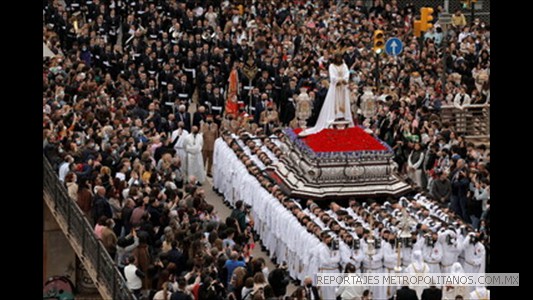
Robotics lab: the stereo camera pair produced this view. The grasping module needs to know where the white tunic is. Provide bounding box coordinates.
[171,128,189,172]
[440,242,463,273]
[299,62,354,136]
[469,287,490,299]
[183,132,206,183]
[463,239,486,274]
[404,261,430,299]
[422,242,443,273]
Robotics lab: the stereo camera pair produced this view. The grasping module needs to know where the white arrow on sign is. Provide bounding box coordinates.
[390,40,398,56]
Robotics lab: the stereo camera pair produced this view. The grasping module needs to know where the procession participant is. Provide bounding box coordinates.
[313,231,342,300]
[440,228,464,274]
[462,232,486,275]
[183,126,206,185]
[422,229,443,273]
[200,115,218,177]
[404,250,430,299]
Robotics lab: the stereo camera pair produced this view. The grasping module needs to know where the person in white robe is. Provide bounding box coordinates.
[422,231,443,273]
[404,250,430,299]
[439,229,463,274]
[212,138,225,190]
[463,232,486,293]
[400,238,415,269]
[361,235,386,300]
[469,286,490,300]
[339,234,364,274]
[335,263,364,300]
[462,232,486,274]
[298,52,354,137]
[183,126,206,184]
[170,122,189,176]
[314,234,341,300]
[442,262,469,300]
[382,232,400,299]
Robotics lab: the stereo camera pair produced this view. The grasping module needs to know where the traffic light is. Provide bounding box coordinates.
[373,30,385,54]
[413,20,421,38]
[420,7,434,31]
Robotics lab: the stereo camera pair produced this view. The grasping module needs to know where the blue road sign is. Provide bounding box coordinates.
[385,37,403,56]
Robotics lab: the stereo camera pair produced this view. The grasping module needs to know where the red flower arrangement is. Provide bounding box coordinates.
[293,127,386,153]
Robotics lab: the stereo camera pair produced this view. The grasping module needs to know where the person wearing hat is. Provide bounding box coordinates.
[201,115,218,177]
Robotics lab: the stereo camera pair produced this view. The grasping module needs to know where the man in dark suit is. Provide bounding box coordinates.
[254,92,268,124]
[302,276,320,300]
[192,105,207,128]
[175,104,192,132]
[268,264,291,298]
[421,286,442,300]
[396,286,419,300]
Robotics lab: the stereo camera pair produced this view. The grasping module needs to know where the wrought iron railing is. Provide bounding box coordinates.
[43,155,136,300]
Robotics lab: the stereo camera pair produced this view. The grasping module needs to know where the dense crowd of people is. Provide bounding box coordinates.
[214,128,489,300]
[43,0,490,299]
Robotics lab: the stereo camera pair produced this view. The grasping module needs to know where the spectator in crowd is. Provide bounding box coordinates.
[125,256,145,299]
[92,186,112,225]
[43,1,490,298]
[101,218,118,259]
[224,251,247,287]
[452,9,467,29]
[396,285,419,300]
[430,170,452,204]
[422,285,443,300]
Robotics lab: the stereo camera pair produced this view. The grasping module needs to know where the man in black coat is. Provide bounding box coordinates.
[421,286,442,300]
[92,186,112,224]
[175,105,192,132]
[302,276,320,300]
[268,265,290,297]
[396,286,419,300]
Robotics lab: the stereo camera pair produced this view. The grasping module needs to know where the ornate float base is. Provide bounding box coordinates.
[269,127,411,199]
